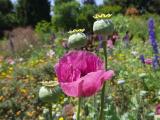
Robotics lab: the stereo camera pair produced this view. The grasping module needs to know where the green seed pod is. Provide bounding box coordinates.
[139,73,147,79]
[39,86,62,103]
[68,32,87,49]
[39,86,54,102]
[93,19,114,35]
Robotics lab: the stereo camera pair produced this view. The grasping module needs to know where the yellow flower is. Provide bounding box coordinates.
[9,67,13,71]
[59,117,64,120]
[1,72,6,76]
[39,59,44,63]
[8,70,12,74]
[20,88,28,94]
[26,111,35,117]
[112,92,115,97]
[0,96,4,101]
[118,54,125,57]
[54,77,58,81]
[16,111,21,116]
[108,56,113,60]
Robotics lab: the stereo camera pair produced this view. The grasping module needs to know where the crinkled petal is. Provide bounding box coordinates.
[55,51,104,82]
[56,63,81,83]
[60,70,114,97]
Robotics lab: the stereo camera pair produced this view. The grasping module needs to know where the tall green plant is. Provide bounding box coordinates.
[16,0,51,26]
[52,0,80,32]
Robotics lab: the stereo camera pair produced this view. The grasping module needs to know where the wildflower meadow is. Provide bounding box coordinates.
[1,0,160,120]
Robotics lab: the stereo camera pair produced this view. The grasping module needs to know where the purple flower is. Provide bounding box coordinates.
[140,55,145,64]
[148,18,159,54]
[152,55,159,70]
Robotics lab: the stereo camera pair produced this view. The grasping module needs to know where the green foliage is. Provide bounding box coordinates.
[35,21,53,34]
[112,14,129,33]
[112,14,148,39]
[16,0,51,26]
[54,0,74,5]
[0,0,13,14]
[35,20,55,42]
[52,0,80,31]
[146,0,160,14]
[98,5,122,14]
[0,13,19,29]
[77,4,97,32]
[0,0,17,37]
[104,0,160,14]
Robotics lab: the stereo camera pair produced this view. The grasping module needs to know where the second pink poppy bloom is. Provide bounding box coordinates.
[55,51,114,97]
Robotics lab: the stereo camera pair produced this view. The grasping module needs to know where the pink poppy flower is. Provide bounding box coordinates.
[156,104,160,115]
[55,51,114,97]
[145,58,152,65]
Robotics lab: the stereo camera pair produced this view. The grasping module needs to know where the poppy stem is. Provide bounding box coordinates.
[99,36,107,120]
[102,38,108,68]
[48,103,52,119]
[77,97,81,120]
[99,82,106,120]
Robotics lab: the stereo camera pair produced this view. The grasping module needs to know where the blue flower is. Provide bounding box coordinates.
[140,55,145,64]
[148,18,159,54]
[152,55,159,70]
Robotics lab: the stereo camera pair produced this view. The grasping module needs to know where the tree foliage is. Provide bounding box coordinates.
[52,0,98,33]
[16,0,51,26]
[0,0,13,14]
[52,0,80,31]
[0,0,17,37]
[104,0,160,14]
[147,0,160,14]
[77,4,97,32]
[83,0,95,5]
[54,0,74,5]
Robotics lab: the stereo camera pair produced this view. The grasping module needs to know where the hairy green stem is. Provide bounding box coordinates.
[77,97,81,120]
[48,104,52,120]
[99,81,106,120]
[99,37,108,120]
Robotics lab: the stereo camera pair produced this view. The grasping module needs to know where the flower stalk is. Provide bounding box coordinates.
[48,103,52,120]
[99,35,108,120]
[77,97,81,120]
